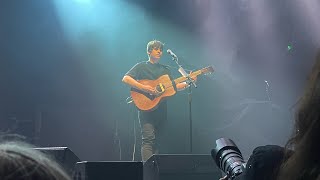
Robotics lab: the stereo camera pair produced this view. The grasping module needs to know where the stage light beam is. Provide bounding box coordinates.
[73,0,91,4]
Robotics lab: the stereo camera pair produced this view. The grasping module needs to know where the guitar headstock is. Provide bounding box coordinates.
[201,66,214,75]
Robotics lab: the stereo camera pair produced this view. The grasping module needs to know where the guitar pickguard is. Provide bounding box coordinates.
[131,88,157,100]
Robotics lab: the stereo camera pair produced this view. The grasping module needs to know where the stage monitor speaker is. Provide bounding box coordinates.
[34,147,80,176]
[73,161,143,180]
[144,154,222,180]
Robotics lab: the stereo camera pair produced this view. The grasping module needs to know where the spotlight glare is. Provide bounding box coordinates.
[73,0,91,4]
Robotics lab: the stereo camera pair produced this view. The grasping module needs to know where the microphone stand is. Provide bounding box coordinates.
[171,55,197,153]
[114,112,122,160]
[264,80,271,102]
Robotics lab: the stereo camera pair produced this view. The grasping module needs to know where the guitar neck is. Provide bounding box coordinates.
[173,70,202,84]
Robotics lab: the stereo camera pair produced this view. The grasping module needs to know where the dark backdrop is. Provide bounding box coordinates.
[0,0,319,161]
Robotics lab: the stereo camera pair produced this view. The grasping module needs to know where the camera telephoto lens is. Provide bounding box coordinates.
[211,138,246,180]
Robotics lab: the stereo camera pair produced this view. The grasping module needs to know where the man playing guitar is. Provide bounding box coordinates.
[122,40,195,162]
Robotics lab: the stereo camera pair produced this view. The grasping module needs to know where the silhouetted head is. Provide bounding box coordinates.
[0,141,71,180]
[278,49,320,180]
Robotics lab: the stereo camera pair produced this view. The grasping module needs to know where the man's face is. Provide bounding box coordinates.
[149,47,163,60]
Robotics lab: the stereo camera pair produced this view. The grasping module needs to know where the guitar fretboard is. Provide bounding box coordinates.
[173,70,202,84]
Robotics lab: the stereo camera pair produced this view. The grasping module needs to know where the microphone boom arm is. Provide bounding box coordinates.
[167,49,197,88]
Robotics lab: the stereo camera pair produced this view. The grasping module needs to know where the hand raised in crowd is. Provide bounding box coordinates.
[219,175,228,180]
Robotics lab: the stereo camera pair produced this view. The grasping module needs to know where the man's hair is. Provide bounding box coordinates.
[146,40,164,53]
[0,141,71,180]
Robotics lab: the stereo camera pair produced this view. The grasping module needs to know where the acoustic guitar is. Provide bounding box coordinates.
[130,66,214,111]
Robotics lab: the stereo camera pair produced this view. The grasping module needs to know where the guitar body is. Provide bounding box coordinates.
[129,66,213,111]
[130,74,176,111]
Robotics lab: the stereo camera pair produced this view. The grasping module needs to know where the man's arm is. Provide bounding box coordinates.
[176,82,190,91]
[175,73,197,91]
[122,75,159,95]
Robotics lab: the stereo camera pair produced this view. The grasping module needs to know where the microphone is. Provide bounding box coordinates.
[167,49,177,59]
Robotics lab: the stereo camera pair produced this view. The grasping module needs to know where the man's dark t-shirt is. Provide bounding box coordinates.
[125,61,172,123]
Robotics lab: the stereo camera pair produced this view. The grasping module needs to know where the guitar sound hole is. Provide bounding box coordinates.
[156,84,165,93]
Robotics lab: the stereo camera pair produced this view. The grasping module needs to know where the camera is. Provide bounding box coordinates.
[211,138,246,180]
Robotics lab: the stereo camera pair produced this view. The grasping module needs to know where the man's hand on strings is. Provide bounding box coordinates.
[189,71,197,82]
[142,85,162,96]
